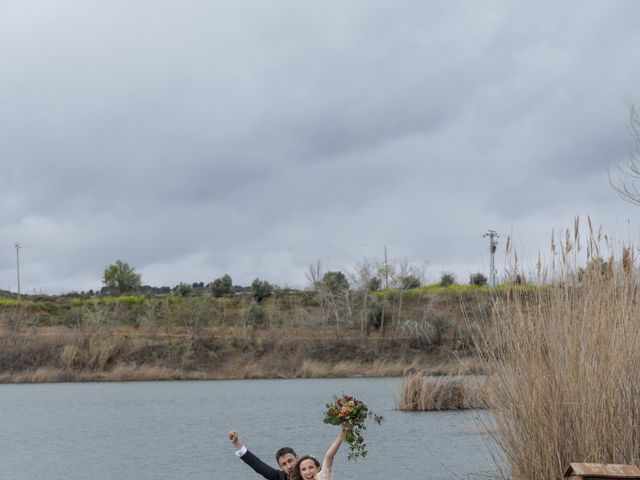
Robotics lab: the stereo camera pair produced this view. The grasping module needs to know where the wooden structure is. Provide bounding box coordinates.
[564,463,640,480]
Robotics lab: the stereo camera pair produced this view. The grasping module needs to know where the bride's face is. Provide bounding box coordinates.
[299,459,320,479]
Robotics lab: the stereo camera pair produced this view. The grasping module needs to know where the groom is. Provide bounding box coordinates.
[228,430,298,480]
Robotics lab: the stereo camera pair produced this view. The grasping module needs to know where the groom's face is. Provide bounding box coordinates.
[277,453,297,475]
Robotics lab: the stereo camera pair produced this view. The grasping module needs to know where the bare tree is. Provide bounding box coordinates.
[349,258,380,335]
[610,105,640,206]
[392,258,427,335]
[306,261,328,327]
[307,266,355,336]
[305,261,324,288]
[320,271,352,336]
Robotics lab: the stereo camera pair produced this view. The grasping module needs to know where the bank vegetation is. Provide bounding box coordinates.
[0,279,494,383]
[474,225,640,480]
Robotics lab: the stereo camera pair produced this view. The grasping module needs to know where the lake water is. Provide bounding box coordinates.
[0,377,498,479]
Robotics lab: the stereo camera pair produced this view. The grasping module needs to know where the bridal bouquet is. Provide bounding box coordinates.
[323,394,383,461]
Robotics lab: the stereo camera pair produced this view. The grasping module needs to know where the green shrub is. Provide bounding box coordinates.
[210,274,233,297]
[251,279,273,303]
[118,295,148,306]
[469,273,488,286]
[246,302,266,327]
[175,282,194,297]
[0,298,19,308]
[368,277,382,292]
[322,271,349,294]
[366,297,392,330]
[102,259,141,294]
[439,272,456,287]
[0,298,49,309]
[87,295,147,306]
[399,274,421,290]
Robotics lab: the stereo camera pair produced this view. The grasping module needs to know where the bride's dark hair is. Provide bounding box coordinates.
[290,455,321,480]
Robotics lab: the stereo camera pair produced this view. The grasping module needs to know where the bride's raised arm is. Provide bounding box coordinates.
[322,429,344,472]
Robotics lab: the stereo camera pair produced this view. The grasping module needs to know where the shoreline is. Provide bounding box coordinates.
[0,356,484,384]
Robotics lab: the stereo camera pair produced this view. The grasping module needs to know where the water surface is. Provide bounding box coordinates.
[0,377,496,479]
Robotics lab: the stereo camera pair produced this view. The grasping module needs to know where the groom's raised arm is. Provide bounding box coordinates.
[228,431,285,480]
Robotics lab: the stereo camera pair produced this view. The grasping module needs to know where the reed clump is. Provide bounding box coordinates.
[396,373,486,411]
[477,225,640,480]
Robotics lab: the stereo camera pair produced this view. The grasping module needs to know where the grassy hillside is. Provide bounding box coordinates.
[0,284,493,382]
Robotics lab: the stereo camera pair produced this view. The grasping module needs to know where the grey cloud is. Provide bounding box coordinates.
[2,1,640,292]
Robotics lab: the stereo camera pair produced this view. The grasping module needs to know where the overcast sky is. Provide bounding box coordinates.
[1,1,640,294]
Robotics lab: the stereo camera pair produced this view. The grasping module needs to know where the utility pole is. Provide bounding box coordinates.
[483,230,499,288]
[383,246,389,289]
[15,242,21,299]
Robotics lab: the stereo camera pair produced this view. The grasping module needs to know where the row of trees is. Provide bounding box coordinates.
[101,258,490,297]
[99,258,492,335]
[101,260,275,302]
[101,258,489,297]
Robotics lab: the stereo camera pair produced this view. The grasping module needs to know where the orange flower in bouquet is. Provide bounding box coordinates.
[323,394,383,461]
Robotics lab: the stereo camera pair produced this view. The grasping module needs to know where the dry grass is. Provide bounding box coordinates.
[0,367,77,383]
[296,359,415,378]
[476,239,640,479]
[58,332,124,370]
[0,365,201,383]
[0,325,456,382]
[395,373,486,410]
[97,365,199,382]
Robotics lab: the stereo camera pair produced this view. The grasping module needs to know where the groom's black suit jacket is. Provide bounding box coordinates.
[240,449,288,480]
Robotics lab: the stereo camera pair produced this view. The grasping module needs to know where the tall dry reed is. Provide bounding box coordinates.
[477,231,640,479]
[396,373,485,411]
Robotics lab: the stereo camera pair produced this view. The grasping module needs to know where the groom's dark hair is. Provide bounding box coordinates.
[275,447,297,461]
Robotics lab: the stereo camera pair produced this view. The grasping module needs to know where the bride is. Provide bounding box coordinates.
[290,429,344,480]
